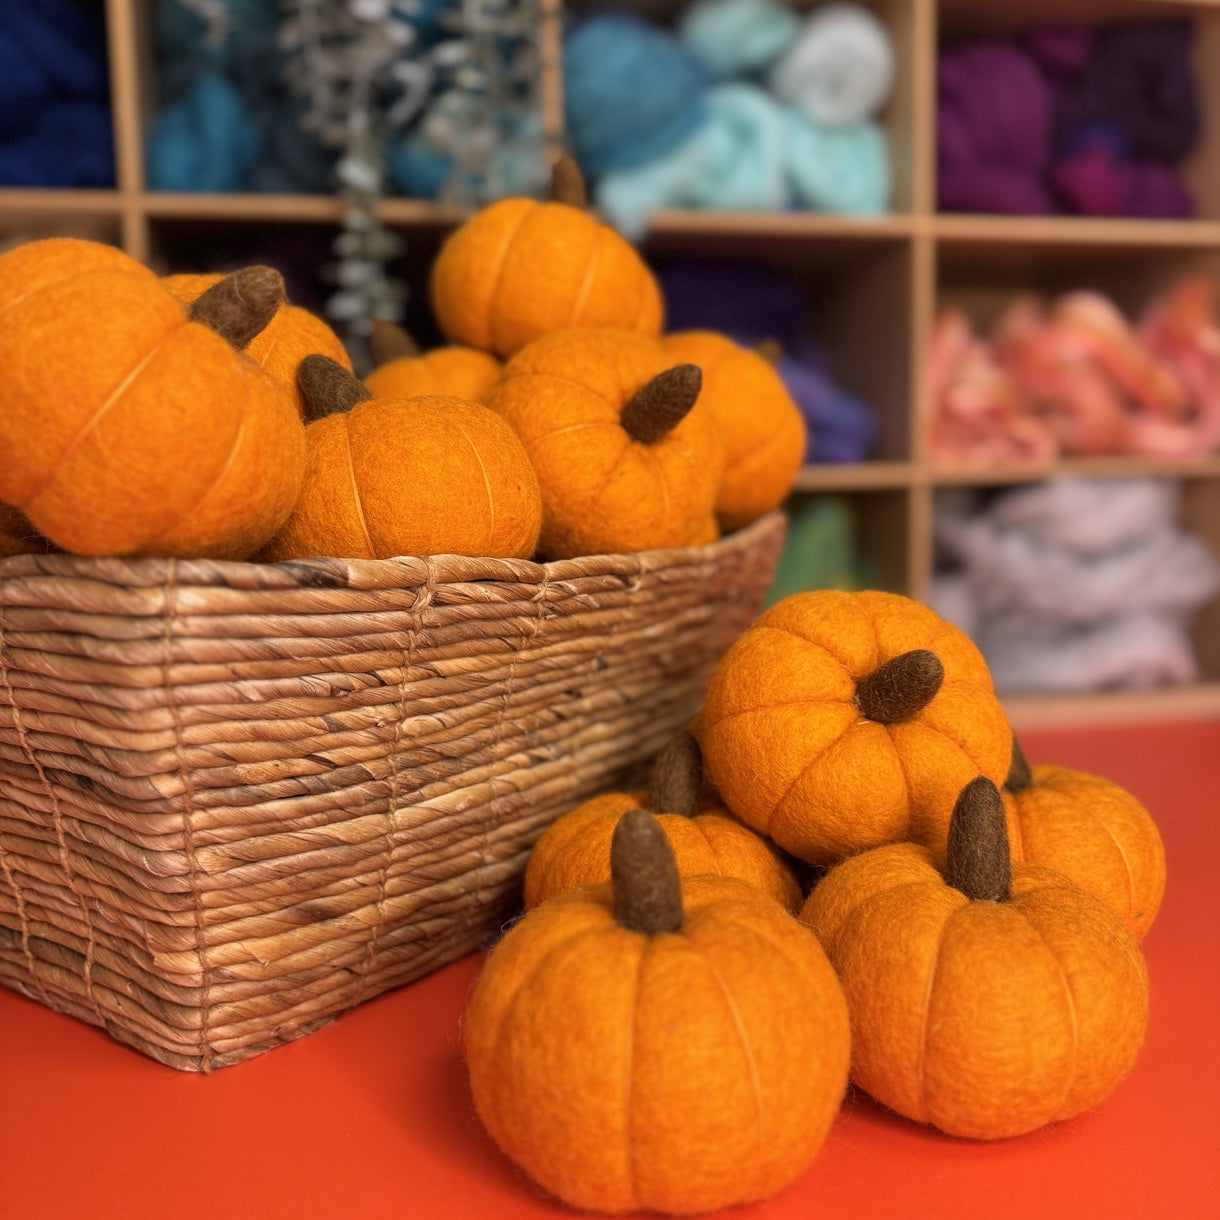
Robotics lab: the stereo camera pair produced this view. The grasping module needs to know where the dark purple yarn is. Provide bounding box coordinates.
[1023,24,1094,84]
[1124,162,1193,218]
[657,259,810,347]
[1053,20,1200,164]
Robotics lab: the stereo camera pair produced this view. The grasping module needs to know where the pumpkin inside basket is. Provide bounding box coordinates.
[0,514,785,1070]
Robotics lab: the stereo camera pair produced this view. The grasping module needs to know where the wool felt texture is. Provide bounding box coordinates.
[697,588,1012,867]
[429,192,663,358]
[660,330,805,529]
[562,12,708,179]
[363,345,502,402]
[767,3,895,126]
[676,0,801,80]
[465,845,850,1213]
[800,779,1150,1140]
[146,70,259,193]
[0,240,306,559]
[785,110,890,215]
[1002,753,1166,941]
[262,373,542,563]
[485,328,723,558]
[161,272,353,415]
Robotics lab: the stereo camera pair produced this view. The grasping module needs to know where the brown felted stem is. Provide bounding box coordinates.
[755,338,784,365]
[611,808,683,935]
[548,155,588,208]
[620,365,702,445]
[297,354,374,422]
[946,777,1012,902]
[188,265,284,351]
[647,731,702,818]
[1004,736,1033,793]
[855,649,944,724]
[368,318,420,366]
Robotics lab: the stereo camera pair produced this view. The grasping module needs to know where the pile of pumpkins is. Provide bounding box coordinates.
[0,158,805,566]
[465,586,1164,1215]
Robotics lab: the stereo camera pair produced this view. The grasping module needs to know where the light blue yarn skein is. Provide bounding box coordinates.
[677,0,802,80]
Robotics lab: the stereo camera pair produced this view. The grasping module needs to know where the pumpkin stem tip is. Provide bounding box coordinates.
[621,364,703,445]
[1004,736,1033,793]
[647,731,702,818]
[946,776,1012,903]
[368,318,420,366]
[611,809,684,935]
[548,155,588,208]
[856,649,944,724]
[188,264,285,351]
[297,354,374,421]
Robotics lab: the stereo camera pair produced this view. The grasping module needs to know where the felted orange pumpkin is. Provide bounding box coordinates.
[660,331,806,531]
[162,270,352,413]
[524,731,801,912]
[466,808,850,1214]
[696,588,1011,866]
[801,777,1148,1140]
[430,157,663,359]
[486,328,724,557]
[1000,738,1166,941]
[261,356,541,562]
[0,243,306,559]
[361,319,502,402]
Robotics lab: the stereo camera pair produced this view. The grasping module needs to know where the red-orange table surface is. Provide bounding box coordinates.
[2,720,1218,1220]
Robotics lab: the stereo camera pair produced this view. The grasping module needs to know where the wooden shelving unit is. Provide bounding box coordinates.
[1,0,1218,725]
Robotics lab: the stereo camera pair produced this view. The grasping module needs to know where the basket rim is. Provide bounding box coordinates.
[0,511,786,593]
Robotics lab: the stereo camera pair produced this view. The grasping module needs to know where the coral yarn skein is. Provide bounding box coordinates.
[486,327,724,557]
[466,808,850,1214]
[361,318,502,402]
[1001,738,1166,940]
[661,330,806,530]
[697,588,1012,865]
[0,242,305,558]
[430,156,663,358]
[523,730,801,911]
[261,356,541,562]
[801,777,1149,1140]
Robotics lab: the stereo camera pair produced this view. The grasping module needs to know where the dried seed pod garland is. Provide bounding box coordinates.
[801,777,1149,1141]
[661,330,807,531]
[361,318,503,402]
[486,328,724,558]
[0,239,305,559]
[260,355,541,562]
[1000,737,1167,940]
[696,588,1012,865]
[523,731,801,911]
[162,271,353,415]
[430,156,664,359]
[466,808,851,1214]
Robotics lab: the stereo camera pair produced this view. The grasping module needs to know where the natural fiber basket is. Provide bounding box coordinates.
[0,512,784,1071]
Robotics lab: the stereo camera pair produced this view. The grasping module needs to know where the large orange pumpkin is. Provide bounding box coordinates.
[466,808,850,1214]
[523,731,801,911]
[696,589,1012,865]
[0,240,305,559]
[486,328,724,557]
[1001,738,1166,940]
[801,777,1149,1140]
[261,356,541,562]
[361,319,502,402]
[162,270,352,414]
[430,157,663,358]
[661,331,806,530]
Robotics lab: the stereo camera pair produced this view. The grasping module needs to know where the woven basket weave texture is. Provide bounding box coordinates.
[0,514,784,1070]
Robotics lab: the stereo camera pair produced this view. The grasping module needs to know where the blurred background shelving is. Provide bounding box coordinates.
[0,0,1217,726]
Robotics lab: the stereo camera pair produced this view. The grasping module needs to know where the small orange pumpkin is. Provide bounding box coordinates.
[661,331,806,530]
[524,731,801,911]
[1000,738,1166,940]
[466,808,850,1214]
[0,242,305,559]
[162,270,352,414]
[261,356,541,562]
[361,319,502,403]
[430,157,664,359]
[696,589,1012,866]
[801,777,1148,1140]
[486,328,724,557]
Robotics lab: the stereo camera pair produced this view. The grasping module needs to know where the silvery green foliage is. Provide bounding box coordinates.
[277,0,546,351]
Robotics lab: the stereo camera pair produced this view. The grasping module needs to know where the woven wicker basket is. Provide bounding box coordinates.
[0,513,784,1071]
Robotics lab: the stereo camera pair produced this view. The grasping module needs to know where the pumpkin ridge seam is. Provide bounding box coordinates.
[450,416,497,550]
[487,203,541,355]
[567,222,604,325]
[340,415,376,559]
[20,325,179,512]
[505,367,621,415]
[917,905,954,1126]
